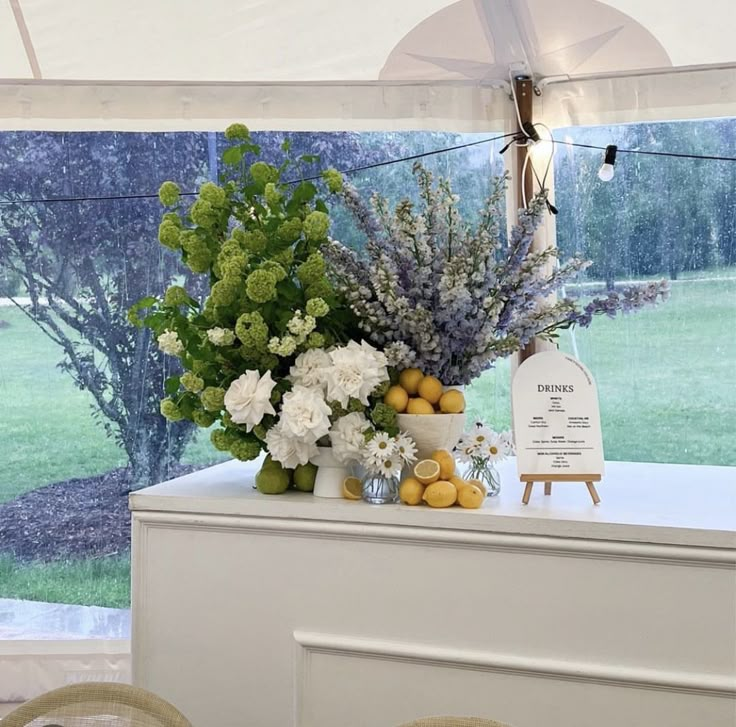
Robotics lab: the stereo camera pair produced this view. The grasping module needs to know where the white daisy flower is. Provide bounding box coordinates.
[484,432,506,463]
[366,432,396,461]
[395,432,417,465]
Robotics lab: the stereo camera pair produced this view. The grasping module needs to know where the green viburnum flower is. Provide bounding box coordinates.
[328,400,347,418]
[259,260,287,282]
[187,250,212,274]
[306,279,333,300]
[201,386,226,412]
[273,248,294,268]
[305,297,329,318]
[219,252,249,279]
[245,269,278,303]
[199,182,227,207]
[370,402,397,431]
[202,297,217,321]
[277,218,303,244]
[249,161,279,186]
[158,181,180,207]
[210,278,240,307]
[163,285,189,307]
[306,331,325,349]
[235,311,269,351]
[347,398,366,413]
[297,252,326,286]
[190,198,217,228]
[224,123,250,140]
[373,379,391,398]
[322,168,344,194]
[268,335,297,357]
[162,212,182,227]
[211,428,235,451]
[158,220,181,250]
[243,230,268,255]
[264,182,282,208]
[192,359,212,376]
[206,327,236,346]
[160,398,183,421]
[303,211,330,241]
[192,409,216,428]
[229,435,262,461]
[181,371,204,393]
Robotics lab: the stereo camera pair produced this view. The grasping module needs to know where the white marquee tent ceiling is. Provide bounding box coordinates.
[1,0,735,130]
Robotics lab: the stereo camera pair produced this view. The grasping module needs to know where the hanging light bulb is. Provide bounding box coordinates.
[598,145,618,182]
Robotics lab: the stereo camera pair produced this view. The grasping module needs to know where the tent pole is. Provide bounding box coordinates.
[512,75,557,363]
[507,75,557,369]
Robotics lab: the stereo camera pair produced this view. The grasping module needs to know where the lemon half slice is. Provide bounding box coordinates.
[343,476,363,500]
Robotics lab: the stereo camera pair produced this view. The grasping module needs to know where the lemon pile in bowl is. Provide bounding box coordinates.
[398,450,485,509]
[383,368,465,415]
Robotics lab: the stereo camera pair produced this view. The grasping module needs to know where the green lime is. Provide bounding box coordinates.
[255,460,291,494]
[293,462,318,492]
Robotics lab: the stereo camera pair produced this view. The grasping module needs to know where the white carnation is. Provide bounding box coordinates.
[265,422,318,469]
[279,385,332,443]
[289,348,331,390]
[324,340,389,407]
[157,330,183,356]
[329,412,370,464]
[224,370,277,431]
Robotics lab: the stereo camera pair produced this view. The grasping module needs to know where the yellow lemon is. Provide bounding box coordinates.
[457,483,484,509]
[342,476,363,500]
[466,478,487,497]
[398,368,424,395]
[449,475,467,490]
[406,398,435,415]
[383,385,409,413]
[439,389,465,413]
[413,459,441,485]
[417,375,443,404]
[431,449,456,479]
[399,477,425,506]
[422,480,458,508]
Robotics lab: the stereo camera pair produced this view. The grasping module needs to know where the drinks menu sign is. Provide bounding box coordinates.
[512,351,605,478]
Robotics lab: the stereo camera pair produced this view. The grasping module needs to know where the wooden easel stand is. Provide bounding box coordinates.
[521,474,601,505]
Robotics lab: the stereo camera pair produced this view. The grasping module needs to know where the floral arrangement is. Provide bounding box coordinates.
[360,431,417,477]
[130,123,406,480]
[327,163,669,385]
[455,424,514,466]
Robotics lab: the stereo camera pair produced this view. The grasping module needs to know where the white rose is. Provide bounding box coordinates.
[265,422,317,469]
[288,348,331,390]
[224,370,277,431]
[329,412,370,464]
[157,330,184,356]
[279,385,332,443]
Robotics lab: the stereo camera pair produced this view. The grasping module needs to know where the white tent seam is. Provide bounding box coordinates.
[8,0,41,79]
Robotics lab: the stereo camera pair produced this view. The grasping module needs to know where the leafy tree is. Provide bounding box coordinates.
[0,131,210,488]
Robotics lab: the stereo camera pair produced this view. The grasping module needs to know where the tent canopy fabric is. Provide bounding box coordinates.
[1,0,735,131]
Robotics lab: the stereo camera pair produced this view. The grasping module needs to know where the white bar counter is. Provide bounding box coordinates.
[130,459,736,727]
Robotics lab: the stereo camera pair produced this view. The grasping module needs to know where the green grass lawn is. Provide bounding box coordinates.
[0,553,130,608]
[0,306,225,504]
[467,276,736,466]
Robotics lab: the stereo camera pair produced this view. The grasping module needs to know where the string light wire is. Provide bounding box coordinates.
[1,129,736,207]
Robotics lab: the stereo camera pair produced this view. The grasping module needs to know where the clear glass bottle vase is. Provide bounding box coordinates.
[362,473,400,504]
[466,457,501,497]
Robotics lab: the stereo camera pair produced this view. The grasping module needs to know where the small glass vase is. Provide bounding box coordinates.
[362,473,400,504]
[466,456,501,497]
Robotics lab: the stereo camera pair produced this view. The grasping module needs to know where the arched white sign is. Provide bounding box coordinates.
[512,351,605,479]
